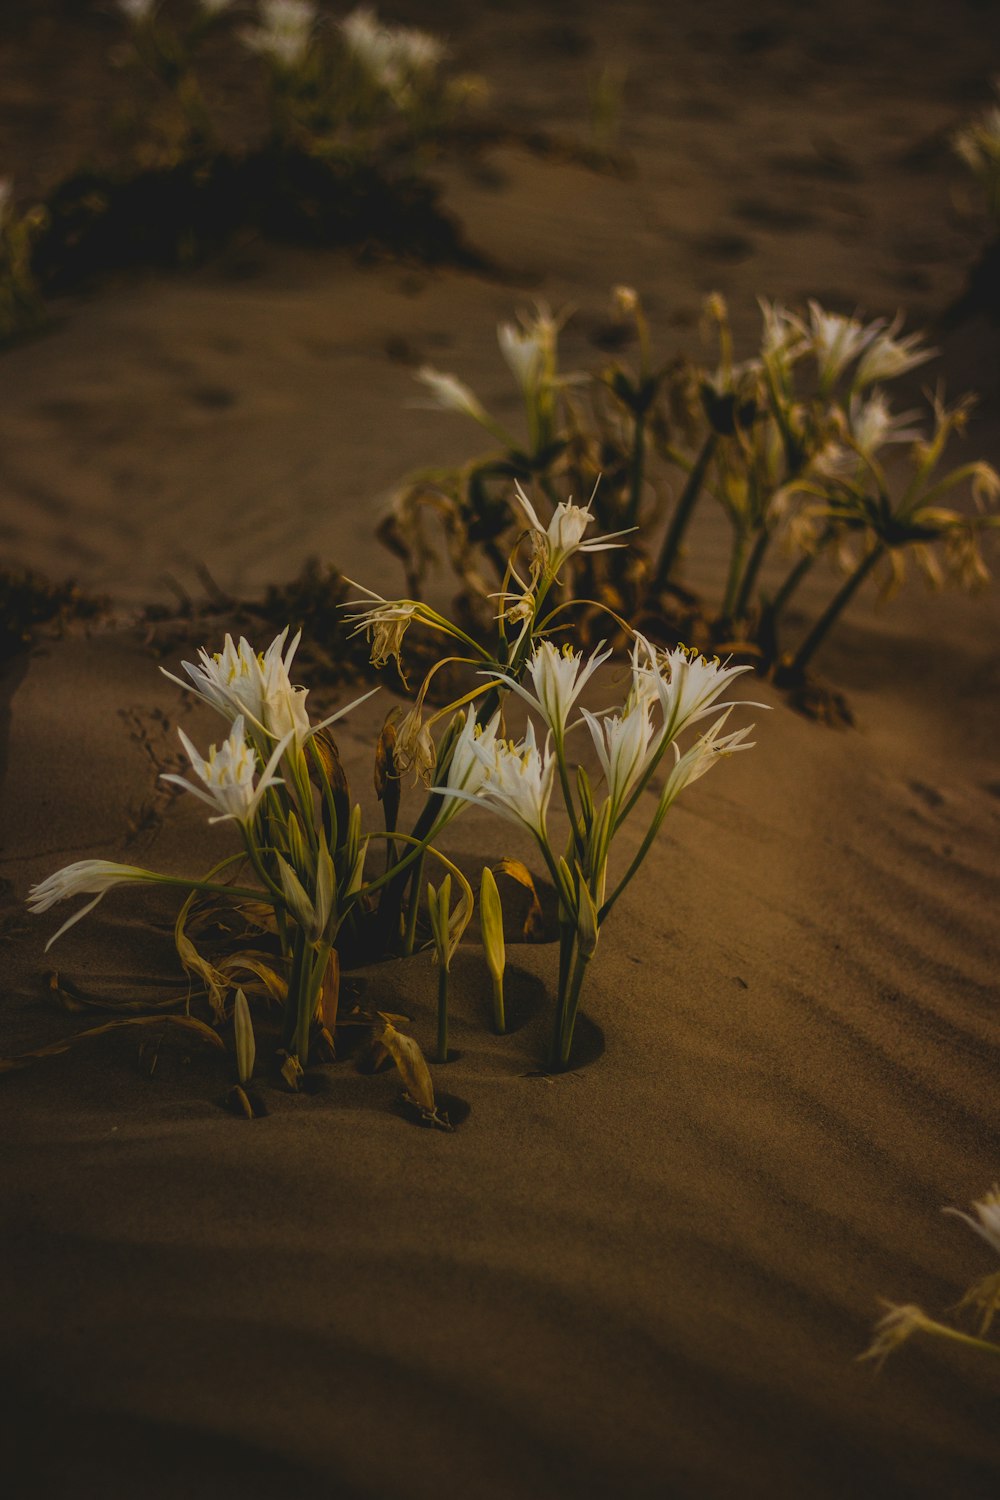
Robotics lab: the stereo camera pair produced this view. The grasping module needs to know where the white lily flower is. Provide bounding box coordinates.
[162,715,290,826]
[163,632,269,727]
[581,697,658,811]
[485,639,611,741]
[165,628,374,746]
[473,719,556,838]
[241,0,315,69]
[632,635,757,743]
[413,366,495,431]
[27,859,162,951]
[757,298,805,360]
[342,6,444,95]
[434,716,554,839]
[442,706,500,798]
[258,630,312,746]
[846,390,924,457]
[497,304,558,395]
[852,317,936,389]
[512,480,632,579]
[661,710,756,805]
[799,301,884,390]
[944,1185,1000,1257]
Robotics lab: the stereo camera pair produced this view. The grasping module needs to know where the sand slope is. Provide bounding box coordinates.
[2,2,1000,1496]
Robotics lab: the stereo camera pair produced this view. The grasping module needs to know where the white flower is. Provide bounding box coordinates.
[413,365,494,429]
[497,304,557,397]
[164,629,371,747]
[486,639,611,741]
[163,629,306,740]
[164,633,267,725]
[434,716,554,839]
[944,1186,1000,1257]
[341,6,444,96]
[632,635,757,743]
[117,0,158,24]
[758,298,804,360]
[852,317,936,389]
[27,860,161,951]
[661,710,756,805]
[799,301,884,390]
[846,390,923,458]
[512,481,631,578]
[162,715,289,826]
[241,0,315,69]
[443,706,500,798]
[581,698,658,810]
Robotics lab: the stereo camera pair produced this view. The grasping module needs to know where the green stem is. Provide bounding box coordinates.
[788,543,886,677]
[550,928,577,1069]
[733,528,772,620]
[282,925,307,1054]
[436,964,449,1063]
[721,529,748,620]
[491,973,506,1035]
[767,549,818,630]
[556,950,590,1069]
[624,410,647,529]
[293,939,330,1066]
[402,851,425,955]
[653,433,717,591]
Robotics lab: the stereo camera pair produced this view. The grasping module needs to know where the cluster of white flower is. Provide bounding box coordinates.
[240,0,317,71]
[341,5,445,102]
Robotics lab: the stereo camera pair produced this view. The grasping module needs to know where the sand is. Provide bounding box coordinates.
[2,2,1000,1496]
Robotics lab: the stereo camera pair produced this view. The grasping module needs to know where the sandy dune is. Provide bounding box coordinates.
[1,2,1000,1496]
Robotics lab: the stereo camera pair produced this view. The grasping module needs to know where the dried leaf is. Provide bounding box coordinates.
[495,857,546,940]
[218,952,288,1004]
[376,1015,436,1114]
[47,970,185,1015]
[375,716,401,835]
[279,1052,304,1091]
[0,1014,224,1073]
[175,890,230,1020]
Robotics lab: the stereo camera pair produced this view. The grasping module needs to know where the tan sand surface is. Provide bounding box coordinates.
[1,2,1000,1496]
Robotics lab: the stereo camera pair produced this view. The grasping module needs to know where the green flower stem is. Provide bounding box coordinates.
[491,972,506,1035]
[554,948,590,1069]
[909,1317,1000,1360]
[551,927,577,1069]
[653,433,717,591]
[721,528,748,620]
[602,788,676,923]
[733,527,773,621]
[436,964,450,1063]
[624,410,647,529]
[788,542,886,677]
[145,871,271,904]
[766,546,821,633]
[293,938,331,1065]
[403,851,426,955]
[282,924,308,1054]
